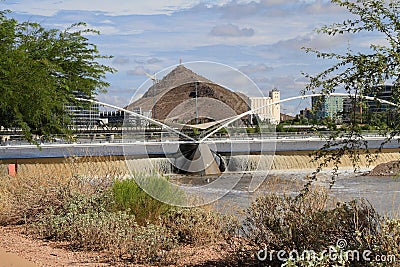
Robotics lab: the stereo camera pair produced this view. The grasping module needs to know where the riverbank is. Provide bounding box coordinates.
[0,225,239,266]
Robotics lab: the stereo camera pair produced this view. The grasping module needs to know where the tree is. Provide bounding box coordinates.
[0,10,115,142]
[301,0,400,189]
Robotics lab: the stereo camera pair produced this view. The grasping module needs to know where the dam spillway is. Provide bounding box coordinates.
[1,153,400,178]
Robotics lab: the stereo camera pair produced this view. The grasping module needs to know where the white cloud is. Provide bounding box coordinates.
[3,0,379,114]
[209,23,254,37]
[113,56,130,65]
[97,91,132,107]
[127,66,148,76]
[147,57,163,64]
[273,32,352,51]
[239,63,273,74]
[5,0,197,16]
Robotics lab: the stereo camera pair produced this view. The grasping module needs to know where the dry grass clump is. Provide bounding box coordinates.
[0,168,112,225]
[163,207,238,246]
[33,193,176,263]
[0,173,71,225]
[239,187,400,266]
[379,219,400,263]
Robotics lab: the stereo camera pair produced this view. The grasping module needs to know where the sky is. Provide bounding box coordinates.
[3,0,381,115]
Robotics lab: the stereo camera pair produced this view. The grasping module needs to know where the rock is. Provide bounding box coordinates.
[369,160,400,176]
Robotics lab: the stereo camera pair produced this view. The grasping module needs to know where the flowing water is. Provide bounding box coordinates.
[179,170,400,217]
[6,152,400,176]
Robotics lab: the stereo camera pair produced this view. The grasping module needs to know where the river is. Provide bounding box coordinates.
[172,169,400,217]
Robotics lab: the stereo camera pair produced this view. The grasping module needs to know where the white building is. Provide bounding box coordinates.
[249,89,280,124]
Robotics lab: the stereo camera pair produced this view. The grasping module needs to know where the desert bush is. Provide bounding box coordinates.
[163,207,239,245]
[374,219,400,266]
[0,171,112,225]
[34,192,177,263]
[242,189,382,266]
[0,174,70,225]
[111,175,183,224]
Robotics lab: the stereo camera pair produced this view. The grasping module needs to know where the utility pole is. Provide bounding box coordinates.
[195,82,199,124]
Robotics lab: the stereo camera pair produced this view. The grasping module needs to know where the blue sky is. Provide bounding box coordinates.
[3,0,381,114]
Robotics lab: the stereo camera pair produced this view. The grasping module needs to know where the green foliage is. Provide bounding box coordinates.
[0,10,115,142]
[302,0,400,186]
[246,125,261,134]
[111,177,179,225]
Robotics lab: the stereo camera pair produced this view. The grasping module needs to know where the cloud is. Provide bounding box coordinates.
[209,23,254,37]
[5,0,202,16]
[147,57,162,64]
[127,66,148,76]
[134,59,145,64]
[97,93,130,108]
[239,63,273,74]
[218,1,261,19]
[113,56,130,65]
[274,33,352,51]
[4,0,373,116]
[185,0,346,20]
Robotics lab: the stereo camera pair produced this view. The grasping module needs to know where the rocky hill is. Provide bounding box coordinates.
[126,65,212,112]
[126,65,250,123]
[154,81,249,123]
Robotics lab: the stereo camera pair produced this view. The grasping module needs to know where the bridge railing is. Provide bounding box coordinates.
[0,130,390,147]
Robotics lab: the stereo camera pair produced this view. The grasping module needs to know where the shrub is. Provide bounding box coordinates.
[242,189,382,266]
[111,175,183,224]
[376,219,400,266]
[0,174,71,225]
[163,207,238,245]
[34,193,177,263]
[0,170,113,225]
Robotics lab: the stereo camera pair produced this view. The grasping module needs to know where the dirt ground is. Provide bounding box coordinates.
[0,226,246,267]
[0,226,110,266]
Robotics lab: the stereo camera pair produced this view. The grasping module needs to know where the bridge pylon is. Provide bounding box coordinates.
[174,143,223,175]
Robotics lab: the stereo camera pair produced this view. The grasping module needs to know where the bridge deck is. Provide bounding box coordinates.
[0,136,398,160]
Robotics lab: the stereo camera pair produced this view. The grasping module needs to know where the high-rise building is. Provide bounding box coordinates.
[311,95,344,122]
[342,97,363,123]
[299,107,313,120]
[367,85,394,112]
[66,92,99,130]
[249,89,280,124]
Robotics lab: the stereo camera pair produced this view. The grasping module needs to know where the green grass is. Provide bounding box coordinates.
[111,174,184,224]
